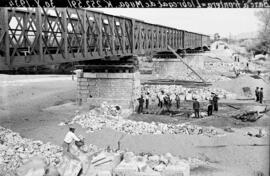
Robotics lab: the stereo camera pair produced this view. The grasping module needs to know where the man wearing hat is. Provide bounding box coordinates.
[259,87,264,104]
[145,92,150,109]
[212,93,219,111]
[193,98,200,118]
[137,95,145,114]
[255,87,259,102]
[63,127,81,153]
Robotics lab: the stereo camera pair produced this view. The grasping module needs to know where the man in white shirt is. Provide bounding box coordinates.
[63,127,80,153]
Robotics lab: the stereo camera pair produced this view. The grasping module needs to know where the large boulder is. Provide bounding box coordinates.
[16,156,47,176]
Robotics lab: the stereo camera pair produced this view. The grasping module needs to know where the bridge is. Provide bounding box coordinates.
[0,7,210,71]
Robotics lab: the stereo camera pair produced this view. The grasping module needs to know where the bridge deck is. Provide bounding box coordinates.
[0,8,210,70]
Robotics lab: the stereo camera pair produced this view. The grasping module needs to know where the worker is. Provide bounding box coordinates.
[213,94,219,111]
[255,87,259,102]
[63,127,81,153]
[164,93,172,114]
[207,99,213,116]
[175,93,180,109]
[159,91,165,108]
[259,87,264,104]
[137,95,144,114]
[145,92,150,109]
[234,54,237,62]
[157,94,161,107]
[193,98,200,118]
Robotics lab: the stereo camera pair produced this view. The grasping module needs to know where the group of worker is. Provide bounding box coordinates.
[255,87,264,104]
[193,92,219,118]
[137,91,220,117]
[137,90,181,114]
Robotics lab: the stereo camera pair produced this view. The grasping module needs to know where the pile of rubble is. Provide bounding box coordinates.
[0,127,63,175]
[141,85,237,101]
[0,126,212,176]
[71,106,222,137]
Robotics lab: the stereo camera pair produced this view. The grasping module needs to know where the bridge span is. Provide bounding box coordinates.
[0,8,210,71]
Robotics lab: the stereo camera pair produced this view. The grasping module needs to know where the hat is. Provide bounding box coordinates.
[69,126,75,130]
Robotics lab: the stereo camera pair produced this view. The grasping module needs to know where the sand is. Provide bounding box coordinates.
[212,75,270,99]
[0,74,269,176]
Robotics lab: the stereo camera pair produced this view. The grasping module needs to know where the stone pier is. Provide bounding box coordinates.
[152,56,205,80]
[77,71,141,111]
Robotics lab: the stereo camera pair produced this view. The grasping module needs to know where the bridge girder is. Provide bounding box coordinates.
[0,8,210,70]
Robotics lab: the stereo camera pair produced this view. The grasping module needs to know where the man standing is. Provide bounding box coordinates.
[145,92,150,109]
[159,91,165,108]
[157,93,161,107]
[207,99,213,116]
[213,94,219,111]
[164,93,172,113]
[259,88,264,104]
[137,95,144,114]
[193,98,200,118]
[255,87,259,102]
[175,93,180,109]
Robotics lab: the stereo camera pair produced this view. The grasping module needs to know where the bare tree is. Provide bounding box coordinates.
[255,9,270,53]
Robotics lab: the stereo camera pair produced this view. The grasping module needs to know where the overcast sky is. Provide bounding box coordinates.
[97,8,261,38]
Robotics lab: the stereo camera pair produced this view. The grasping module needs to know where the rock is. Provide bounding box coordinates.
[163,160,190,176]
[57,155,82,176]
[153,163,166,172]
[0,126,63,174]
[16,156,47,176]
[224,127,234,133]
[45,166,60,176]
[72,103,222,137]
[148,155,160,162]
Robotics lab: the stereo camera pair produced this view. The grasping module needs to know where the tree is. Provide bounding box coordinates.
[255,9,270,53]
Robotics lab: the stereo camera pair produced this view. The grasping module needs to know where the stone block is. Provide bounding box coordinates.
[96,73,108,78]
[83,73,97,78]
[87,98,132,109]
[78,78,88,82]
[79,81,89,86]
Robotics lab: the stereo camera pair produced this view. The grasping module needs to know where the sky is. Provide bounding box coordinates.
[97,8,261,38]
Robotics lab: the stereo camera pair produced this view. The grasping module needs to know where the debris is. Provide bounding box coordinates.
[71,103,222,136]
[141,84,235,103]
[232,111,263,122]
[1,126,215,176]
[0,127,63,175]
[224,127,234,133]
[57,155,82,176]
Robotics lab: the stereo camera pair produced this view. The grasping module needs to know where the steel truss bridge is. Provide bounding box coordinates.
[0,8,210,71]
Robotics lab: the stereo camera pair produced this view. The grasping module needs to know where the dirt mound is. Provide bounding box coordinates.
[212,75,270,99]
